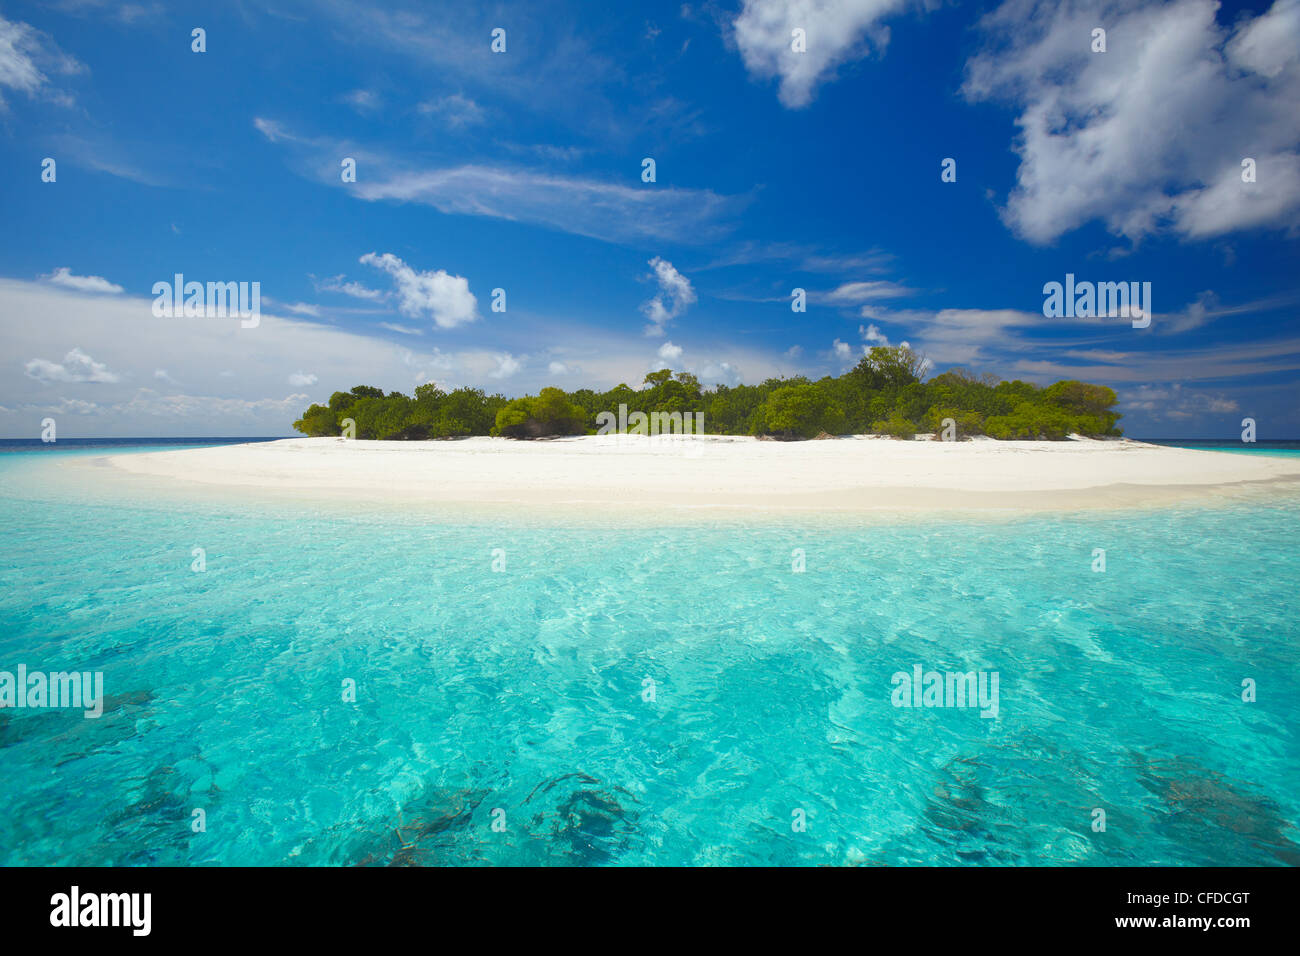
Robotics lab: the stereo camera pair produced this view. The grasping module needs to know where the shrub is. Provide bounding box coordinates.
[921,406,983,439]
[871,413,917,439]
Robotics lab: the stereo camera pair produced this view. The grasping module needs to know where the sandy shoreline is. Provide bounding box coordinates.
[93,435,1300,518]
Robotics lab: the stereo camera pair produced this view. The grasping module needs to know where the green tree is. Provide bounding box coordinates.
[294,365,1124,443]
[292,403,337,436]
[754,382,846,438]
[493,387,588,438]
[921,406,983,438]
[853,345,929,392]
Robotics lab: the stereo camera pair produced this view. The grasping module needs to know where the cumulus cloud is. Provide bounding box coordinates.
[40,267,123,294]
[963,0,1300,243]
[288,371,318,386]
[657,340,684,362]
[359,252,478,328]
[25,347,120,384]
[860,322,890,345]
[732,0,906,108]
[489,353,521,379]
[641,257,696,336]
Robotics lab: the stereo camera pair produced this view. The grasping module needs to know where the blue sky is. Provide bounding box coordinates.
[2,0,1298,437]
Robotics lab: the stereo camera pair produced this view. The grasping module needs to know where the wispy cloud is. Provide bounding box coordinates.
[378,322,423,336]
[417,93,485,128]
[820,280,913,305]
[255,118,745,246]
[693,240,894,274]
[313,273,387,302]
[0,14,83,111]
[40,267,123,294]
[341,88,381,113]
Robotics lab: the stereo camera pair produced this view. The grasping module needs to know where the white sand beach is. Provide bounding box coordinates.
[98,435,1300,517]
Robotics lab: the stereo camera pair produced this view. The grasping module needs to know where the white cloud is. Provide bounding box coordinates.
[0,280,502,435]
[1122,383,1242,421]
[283,302,321,317]
[379,322,423,335]
[0,14,82,110]
[316,274,387,301]
[822,280,911,304]
[359,252,478,328]
[0,280,836,435]
[25,347,120,384]
[254,118,743,247]
[41,267,123,294]
[832,338,853,359]
[45,397,100,415]
[867,307,1038,365]
[548,361,571,375]
[418,93,485,128]
[357,165,740,247]
[697,360,744,387]
[489,353,521,379]
[860,322,890,345]
[252,116,295,142]
[342,88,381,113]
[641,257,697,336]
[732,0,906,108]
[963,0,1300,243]
[784,344,803,358]
[288,371,318,386]
[657,340,684,361]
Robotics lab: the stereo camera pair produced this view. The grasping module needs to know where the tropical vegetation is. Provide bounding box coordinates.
[292,346,1122,441]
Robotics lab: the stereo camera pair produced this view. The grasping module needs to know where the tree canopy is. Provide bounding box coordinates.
[293,346,1123,441]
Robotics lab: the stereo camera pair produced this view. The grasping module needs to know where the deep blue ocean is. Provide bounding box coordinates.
[1,440,1297,865]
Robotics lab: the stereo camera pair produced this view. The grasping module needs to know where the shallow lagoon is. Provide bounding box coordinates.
[1,446,1297,865]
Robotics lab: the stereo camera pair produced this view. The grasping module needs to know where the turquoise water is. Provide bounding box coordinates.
[1143,439,1300,458]
[1,448,1298,866]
